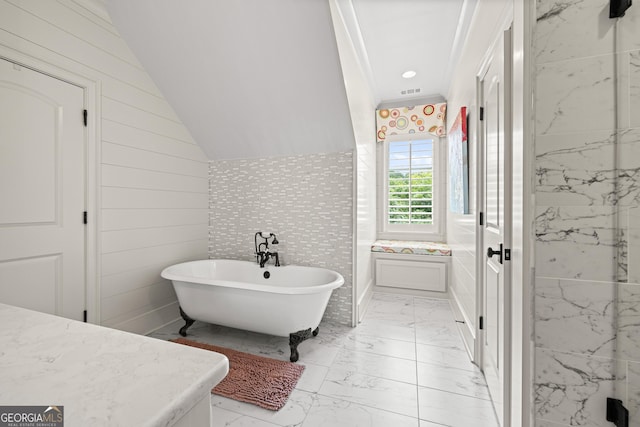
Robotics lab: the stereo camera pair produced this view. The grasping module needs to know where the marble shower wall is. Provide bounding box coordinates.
[208,151,354,326]
[534,1,640,426]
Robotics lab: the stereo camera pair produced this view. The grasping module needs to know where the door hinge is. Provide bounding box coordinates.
[83,211,87,224]
[479,212,484,226]
[607,397,629,427]
[83,310,87,323]
[479,316,484,330]
[479,107,484,121]
[83,109,87,127]
[504,248,511,261]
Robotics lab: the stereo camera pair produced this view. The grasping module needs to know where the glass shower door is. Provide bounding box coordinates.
[613,13,640,421]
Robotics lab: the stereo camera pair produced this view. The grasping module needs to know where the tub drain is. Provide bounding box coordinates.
[263,271,270,279]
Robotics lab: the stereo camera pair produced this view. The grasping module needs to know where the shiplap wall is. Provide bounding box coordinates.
[329,0,376,321]
[0,0,209,334]
[445,1,512,355]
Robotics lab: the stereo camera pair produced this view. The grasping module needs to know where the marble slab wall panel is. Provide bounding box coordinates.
[535,347,619,427]
[535,278,616,357]
[630,52,640,129]
[535,55,616,136]
[208,151,354,326]
[535,0,615,65]
[535,420,572,427]
[534,0,640,425]
[617,129,640,208]
[535,131,616,207]
[617,284,640,362]
[535,206,618,282]
[619,4,640,53]
[623,207,640,283]
[629,362,640,422]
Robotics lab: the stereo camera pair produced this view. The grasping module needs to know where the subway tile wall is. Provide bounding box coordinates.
[208,151,354,326]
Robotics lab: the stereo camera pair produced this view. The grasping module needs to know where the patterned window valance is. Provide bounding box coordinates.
[376,103,447,142]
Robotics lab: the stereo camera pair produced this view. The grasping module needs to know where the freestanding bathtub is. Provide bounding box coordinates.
[161,259,344,361]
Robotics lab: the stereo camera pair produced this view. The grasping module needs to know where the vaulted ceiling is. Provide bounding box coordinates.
[106,0,475,160]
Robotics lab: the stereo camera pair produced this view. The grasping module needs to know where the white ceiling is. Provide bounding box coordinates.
[106,0,475,160]
[348,0,476,105]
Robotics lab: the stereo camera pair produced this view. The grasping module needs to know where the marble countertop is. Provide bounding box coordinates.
[0,303,229,427]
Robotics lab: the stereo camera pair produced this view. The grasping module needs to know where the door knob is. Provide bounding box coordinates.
[487,243,503,264]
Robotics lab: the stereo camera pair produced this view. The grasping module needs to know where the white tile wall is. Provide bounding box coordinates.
[209,151,354,325]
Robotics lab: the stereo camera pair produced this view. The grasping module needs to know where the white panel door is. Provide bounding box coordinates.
[480,29,511,427]
[0,58,86,320]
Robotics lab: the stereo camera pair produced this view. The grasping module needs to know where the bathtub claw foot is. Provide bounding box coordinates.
[179,307,195,337]
[289,328,314,362]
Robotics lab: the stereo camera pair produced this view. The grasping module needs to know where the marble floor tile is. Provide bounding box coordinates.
[413,298,454,323]
[152,320,341,366]
[211,389,314,427]
[294,362,328,393]
[414,320,466,351]
[418,387,499,427]
[419,421,448,427]
[308,323,351,348]
[415,343,475,372]
[332,348,417,384]
[363,310,415,328]
[370,292,416,304]
[353,318,416,342]
[301,394,419,427]
[364,294,416,326]
[417,362,489,400]
[318,367,419,418]
[343,334,416,360]
[152,321,292,360]
[211,407,280,427]
[292,338,341,367]
[149,293,486,427]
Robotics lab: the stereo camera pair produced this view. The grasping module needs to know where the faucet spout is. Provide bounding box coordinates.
[259,251,270,268]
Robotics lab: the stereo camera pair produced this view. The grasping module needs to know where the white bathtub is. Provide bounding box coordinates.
[161,259,344,361]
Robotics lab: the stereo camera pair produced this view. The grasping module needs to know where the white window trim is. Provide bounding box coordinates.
[377,133,446,241]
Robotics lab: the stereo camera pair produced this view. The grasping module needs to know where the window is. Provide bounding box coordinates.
[388,139,433,224]
[378,134,444,240]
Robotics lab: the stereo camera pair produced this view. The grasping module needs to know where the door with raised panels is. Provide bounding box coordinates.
[0,58,86,320]
[479,28,512,426]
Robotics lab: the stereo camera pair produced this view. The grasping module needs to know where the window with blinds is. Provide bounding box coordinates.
[387,139,434,225]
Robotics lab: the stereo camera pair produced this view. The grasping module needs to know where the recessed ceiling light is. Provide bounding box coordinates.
[402,70,417,79]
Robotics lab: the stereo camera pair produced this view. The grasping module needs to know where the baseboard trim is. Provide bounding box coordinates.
[110,301,180,336]
[449,287,476,362]
[357,279,374,323]
[373,285,449,299]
